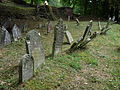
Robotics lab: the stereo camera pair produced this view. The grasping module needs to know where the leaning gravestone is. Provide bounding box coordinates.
[19,54,34,83]
[26,30,45,71]
[52,18,65,57]
[0,26,11,47]
[12,24,21,41]
[65,30,73,44]
[69,21,98,52]
[75,18,80,26]
[98,18,112,34]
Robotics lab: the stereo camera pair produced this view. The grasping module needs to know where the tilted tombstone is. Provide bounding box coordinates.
[98,18,112,34]
[0,26,11,47]
[70,25,91,51]
[77,24,91,43]
[19,54,34,83]
[75,18,80,26]
[69,21,98,52]
[52,18,65,57]
[65,30,73,44]
[12,24,22,41]
[88,20,93,35]
[26,30,45,71]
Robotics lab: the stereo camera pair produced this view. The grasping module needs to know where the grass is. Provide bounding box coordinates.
[0,20,120,90]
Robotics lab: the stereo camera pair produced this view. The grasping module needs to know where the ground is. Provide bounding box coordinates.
[0,20,120,90]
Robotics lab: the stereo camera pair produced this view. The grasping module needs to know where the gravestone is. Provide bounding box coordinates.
[52,18,65,57]
[2,18,14,34]
[65,30,73,44]
[26,30,45,71]
[98,21,102,30]
[88,20,93,35]
[19,24,28,33]
[12,24,21,41]
[19,54,34,83]
[75,18,80,26]
[0,26,11,47]
[3,27,11,45]
[0,27,4,46]
[98,18,111,34]
[69,21,98,52]
[47,21,53,33]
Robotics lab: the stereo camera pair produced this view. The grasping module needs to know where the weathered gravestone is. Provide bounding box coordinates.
[77,20,93,42]
[26,30,45,71]
[2,18,14,34]
[98,18,111,34]
[0,27,4,46]
[65,30,73,44]
[19,24,28,33]
[47,21,53,33]
[0,26,11,47]
[3,27,11,45]
[75,18,80,26]
[19,54,34,83]
[70,20,98,52]
[12,24,22,41]
[52,18,66,57]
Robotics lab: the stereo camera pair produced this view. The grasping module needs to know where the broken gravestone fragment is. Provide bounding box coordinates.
[19,54,34,83]
[52,18,66,57]
[26,30,45,71]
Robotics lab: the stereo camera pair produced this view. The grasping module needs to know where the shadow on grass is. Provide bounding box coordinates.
[117,47,120,52]
[63,42,70,45]
[66,46,88,55]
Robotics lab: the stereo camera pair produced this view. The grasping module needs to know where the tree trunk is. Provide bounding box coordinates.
[84,0,88,15]
[91,0,97,16]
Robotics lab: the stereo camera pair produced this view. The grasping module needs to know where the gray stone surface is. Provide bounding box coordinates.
[19,54,34,83]
[3,27,11,45]
[12,24,21,41]
[65,30,73,44]
[0,27,4,46]
[47,21,53,33]
[26,30,45,71]
[70,21,98,52]
[75,18,80,26]
[0,26,11,47]
[99,18,111,34]
[52,18,65,57]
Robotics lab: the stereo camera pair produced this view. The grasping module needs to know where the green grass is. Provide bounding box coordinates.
[0,20,120,90]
